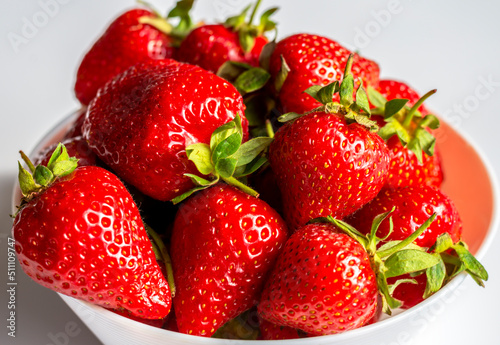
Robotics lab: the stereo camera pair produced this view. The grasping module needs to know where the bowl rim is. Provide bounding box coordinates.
[10,111,500,344]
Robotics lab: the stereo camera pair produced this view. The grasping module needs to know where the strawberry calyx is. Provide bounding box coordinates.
[368,87,440,163]
[171,114,272,204]
[138,0,196,44]
[278,54,378,132]
[225,0,278,53]
[17,143,78,204]
[217,61,271,97]
[146,224,176,298]
[311,210,442,314]
[313,210,488,312]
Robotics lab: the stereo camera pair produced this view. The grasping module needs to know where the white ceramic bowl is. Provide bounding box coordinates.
[12,111,499,345]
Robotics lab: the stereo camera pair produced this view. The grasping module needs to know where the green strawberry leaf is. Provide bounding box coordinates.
[407,137,423,163]
[278,112,302,123]
[212,132,242,162]
[452,242,489,285]
[355,83,371,115]
[234,155,268,178]
[185,173,218,187]
[52,159,78,178]
[388,278,418,295]
[424,257,446,298]
[384,249,441,278]
[384,99,409,119]
[415,127,436,157]
[274,55,290,94]
[431,233,454,254]
[186,143,214,176]
[46,142,64,170]
[225,4,251,29]
[210,116,240,152]
[239,29,256,53]
[419,113,440,130]
[233,137,273,166]
[258,7,279,34]
[378,241,424,253]
[217,61,250,83]
[18,162,39,196]
[305,82,339,105]
[339,74,354,108]
[234,67,270,95]
[215,157,238,179]
[367,86,387,109]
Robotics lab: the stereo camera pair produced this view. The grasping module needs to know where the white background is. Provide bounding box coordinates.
[1,0,499,344]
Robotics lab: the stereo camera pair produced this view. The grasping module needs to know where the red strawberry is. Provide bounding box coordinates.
[258,223,378,335]
[346,185,462,248]
[268,33,380,114]
[269,60,390,230]
[170,184,288,337]
[178,1,277,73]
[369,83,443,188]
[348,185,489,308]
[33,136,96,168]
[75,2,194,105]
[258,318,300,340]
[257,214,446,336]
[12,147,171,319]
[385,136,443,189]
[376,79,430,115]
[63,108,87,140]
[83,59,248,202]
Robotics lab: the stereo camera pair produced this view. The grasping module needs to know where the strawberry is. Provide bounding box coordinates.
[268,33,380,114]
[258,318,300,340]
[369,84,443,189]
[12,145,171,319]
[258,214,445,336]
[178,0,277,73]
[33,136,96,168]
[62,108,87,140]
[350,187,461,242]
[346,185,488,308]
[75,1,195,105]
[83,59,248,202]
[376,79,430,115]
[269,59,390,230]
[170,184,288,337]
[346,185,461,248]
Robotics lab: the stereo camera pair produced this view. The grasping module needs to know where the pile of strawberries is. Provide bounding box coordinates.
[13,0,488,340]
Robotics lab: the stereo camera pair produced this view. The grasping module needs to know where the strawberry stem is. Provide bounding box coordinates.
[223,176,259,197]
[248,0,262,26]
[377,213,437,258]
[265,119,275,139]
[402,89,437,128]
[20,150,36,173]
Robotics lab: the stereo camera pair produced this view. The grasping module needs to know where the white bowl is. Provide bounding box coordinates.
[12,111,500,345]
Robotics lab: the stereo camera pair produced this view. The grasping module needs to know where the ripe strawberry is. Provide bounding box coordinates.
[62,108,87,140]
[258,223,378,335]
[269,60,390,230]
[12,146,171,319]
[268,33,380,114]
[178,1,277,73]
[346,185,462,248]
[259,318,300,340]
[170,184,288,337]
[270,111,390,230]
[258,214,443,336]
[369,83,443,189]
[376,79,430,115]
[346,185,488,308]
[33,136,96,168]
[75,2,194,105]
[83,59,248,202]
